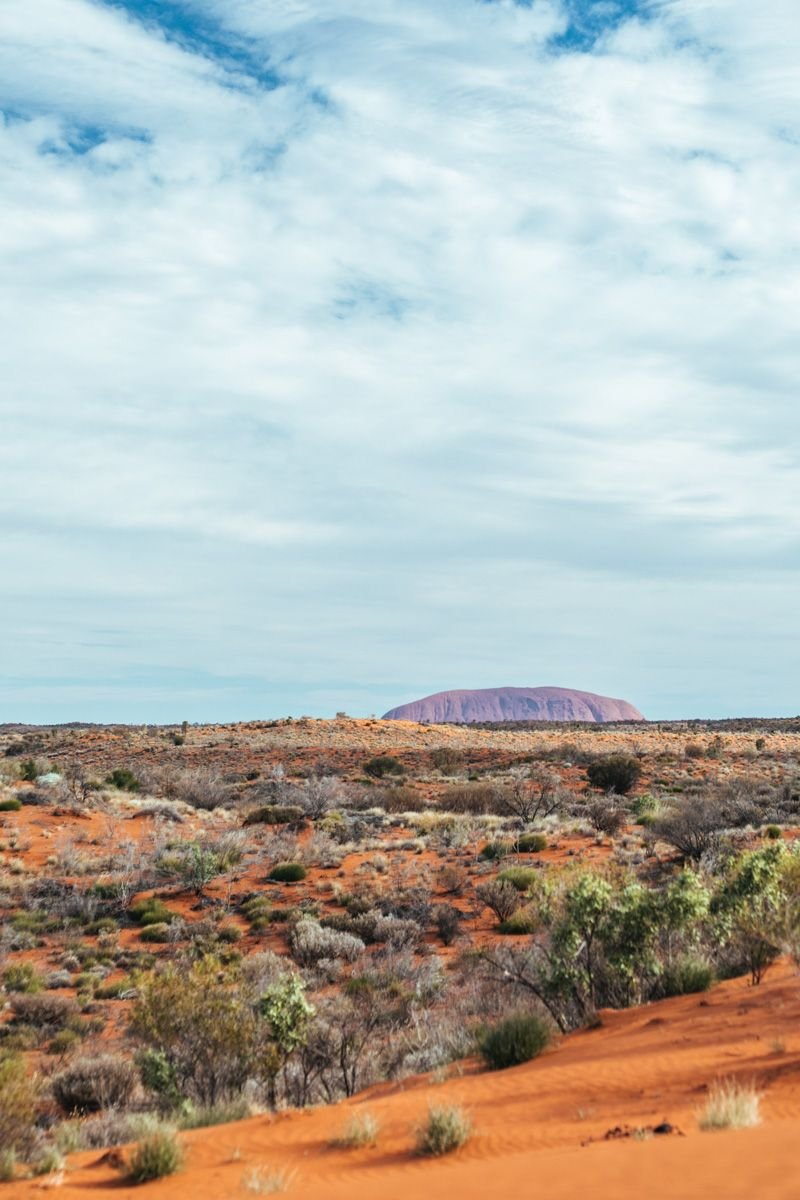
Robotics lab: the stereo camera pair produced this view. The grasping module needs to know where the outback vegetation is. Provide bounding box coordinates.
[1,716,800,1185]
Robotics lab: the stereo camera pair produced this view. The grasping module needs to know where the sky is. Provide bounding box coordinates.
[2,0,800,725]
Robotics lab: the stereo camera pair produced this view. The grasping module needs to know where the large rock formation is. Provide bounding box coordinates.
[382,686,644,724]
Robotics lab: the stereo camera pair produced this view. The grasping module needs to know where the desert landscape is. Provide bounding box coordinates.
[2,714,800,1196]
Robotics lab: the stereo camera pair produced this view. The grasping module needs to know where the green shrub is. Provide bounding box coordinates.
[661,955,714,997]
[497,867,538,892]
[3,963,43,993]
[516,832,547,853]
[126,1128,184,1182]
[217,924,242,943]
[268,862,306,883]
[130,898,175,926]
[19,759,39,782]
[586,754,641,795]
[363,755,404,779]
[479,1013,551,1070]
[48,1030,82,1056]
[106,768,140,792]
[140,922,173,943]
[178,1098,251,1130]
[0,797,22,812]
[243,805,304,827]
[498,908,538,935]
[415,1104,471,1156]
[479,840,513,861]
[765,824,782,840]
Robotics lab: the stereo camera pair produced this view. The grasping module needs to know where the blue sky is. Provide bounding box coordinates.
[2,0,800,723]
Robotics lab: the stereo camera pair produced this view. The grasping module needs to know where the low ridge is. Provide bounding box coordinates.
[382,685,644,724]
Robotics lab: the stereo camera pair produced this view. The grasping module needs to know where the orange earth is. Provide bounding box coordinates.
[6,962,800,1199]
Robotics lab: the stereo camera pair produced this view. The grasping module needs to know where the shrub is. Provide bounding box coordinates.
[654,796,726,860]
[765,824,782,840]
[432,905,462,946]
[585,799,627,836]
[363,755,404,779]
[290,919,365,966]
[107,768,140,792]
[479,840,513,861]
[140,922,174,943]
[269,862,306,883]
[497,867,538,892]
[177,1098,251,1130]
[11,993,75,1031]
[660,955,714,998]
[3,962,43,993]
[498,908,538,935]
[126,1128,184,1182]
[52,1054,137,1115]
[0,797,22,812]
[586,755,641,795]
[243,805,304,827]
[476,880,521,924]
[415,1104,471,1156]
[0,1054,39,1155]
[479,1013,551,1070]
[697,1079,760,1130]
[330,1110,381,1148]
[130,897,175,926]
[517,832,547,853]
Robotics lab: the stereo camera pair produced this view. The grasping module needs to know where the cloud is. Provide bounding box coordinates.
[1,0,800,721]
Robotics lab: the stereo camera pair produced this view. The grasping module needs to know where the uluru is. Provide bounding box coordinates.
[382,686,645,724]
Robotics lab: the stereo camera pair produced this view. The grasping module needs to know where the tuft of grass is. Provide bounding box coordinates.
[697,1079,761,1131]
[125,1128,184,1182]
[329,1111,381,1148]
[241,1166,295,1193]
[415,1104,472,1156]
[479,1013,551,1070]
[32,1146,64,1177]
[0,1150,16,1183]
[268,862,306,883]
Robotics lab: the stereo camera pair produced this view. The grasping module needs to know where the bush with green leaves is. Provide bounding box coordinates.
[517,832,547,853]
[363,755,404,779]
[498,908,538,935]
[106,768,140,792]
[269,862,306,883]
[0,797,22,812]
[131,957,313,1108]
[480,840,513,861]
[497,867,538,892]
[131,897,175,926]
[660,954,714,997]
[3,962,43,993]
[479,1013,551,1070]
[586,754,641,795]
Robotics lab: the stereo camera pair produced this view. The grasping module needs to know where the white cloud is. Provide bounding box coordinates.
[1,0,800,720]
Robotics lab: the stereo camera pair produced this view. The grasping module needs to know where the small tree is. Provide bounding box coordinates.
[586,755,641,795]
[499,766,562,824]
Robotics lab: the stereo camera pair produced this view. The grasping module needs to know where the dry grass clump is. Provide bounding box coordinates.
[125,1127,184,1182]
[697,1079,761,1130]
[329,1110,381,1148]
[241,1165,295,1193]
[415,1104,472,1156]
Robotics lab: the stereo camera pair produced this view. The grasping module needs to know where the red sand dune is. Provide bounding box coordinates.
[12,962,800,1199]
[383,686,645,724]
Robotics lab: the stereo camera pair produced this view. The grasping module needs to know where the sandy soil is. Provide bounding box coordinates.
[7,962,800,1198]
